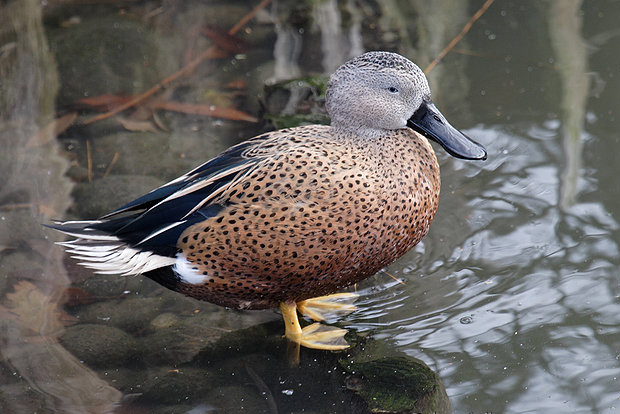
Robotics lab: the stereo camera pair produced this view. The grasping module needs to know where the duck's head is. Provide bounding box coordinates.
[326,51,487,160]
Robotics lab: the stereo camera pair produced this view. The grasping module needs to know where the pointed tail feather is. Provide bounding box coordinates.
[48,220,175,275]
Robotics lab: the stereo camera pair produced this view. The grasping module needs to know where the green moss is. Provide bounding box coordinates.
[265,76,329,98]
[262,76,330,129]
[343,356,437,412]
[264,113,330,129]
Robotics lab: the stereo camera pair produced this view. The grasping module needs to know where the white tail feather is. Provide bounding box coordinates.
[54,221,176,276]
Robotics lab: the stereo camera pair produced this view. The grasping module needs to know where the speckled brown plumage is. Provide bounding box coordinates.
[50,52,486,341]
[174,125,439,309]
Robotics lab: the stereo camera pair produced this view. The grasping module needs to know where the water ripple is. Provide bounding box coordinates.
[342,123,620,412]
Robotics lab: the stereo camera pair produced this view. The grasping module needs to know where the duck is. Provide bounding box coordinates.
[50,51,486,350]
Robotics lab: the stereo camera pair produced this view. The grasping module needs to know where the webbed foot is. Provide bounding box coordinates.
[280,299,353,351]
[296,292,358,322]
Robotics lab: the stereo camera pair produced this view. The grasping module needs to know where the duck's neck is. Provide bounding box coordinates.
[333,125,440,184]
[330,124,433,157]
[330,124,407,143]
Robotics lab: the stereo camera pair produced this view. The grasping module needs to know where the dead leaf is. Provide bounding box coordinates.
[152,111,169,131]
[225,79,248,89]
[201,25,247,54]
[75,94,134,112]
[128,103,155,121]
[152,100,257,122]
[0,244,16,254]
[116,117,158,132]
[4,281,68,335]
[27,112,77,148]
[202,47,230,60]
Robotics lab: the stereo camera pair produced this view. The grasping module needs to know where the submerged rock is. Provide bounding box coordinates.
[343,356,450,414]
[71,174,165,219]
[138,367,218,404]
[76,297,165,334]
[60,324,138,367]
[176,321,450,414]
[139,317,225,366]
[59,305,449,413]
[79,273,143,298]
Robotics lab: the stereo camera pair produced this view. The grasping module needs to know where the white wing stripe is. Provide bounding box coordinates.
[137,220,187,245]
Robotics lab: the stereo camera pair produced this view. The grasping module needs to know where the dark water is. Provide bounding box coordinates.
[1,0,619,413]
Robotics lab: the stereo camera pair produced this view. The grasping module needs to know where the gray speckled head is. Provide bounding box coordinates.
[326,51,430,137]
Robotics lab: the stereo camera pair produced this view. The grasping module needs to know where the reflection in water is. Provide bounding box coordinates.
[312,0,363,73]
[1,0,620,413]
[548,0,590,209]
[272,0,363,80]
[350,119,620,411]
[0,0,121,412]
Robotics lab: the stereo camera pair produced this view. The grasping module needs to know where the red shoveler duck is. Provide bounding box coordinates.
[50,51,486,350]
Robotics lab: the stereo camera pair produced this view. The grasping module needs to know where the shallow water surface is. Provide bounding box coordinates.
[1,0,619,413]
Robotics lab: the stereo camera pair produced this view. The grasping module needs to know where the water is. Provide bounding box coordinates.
[1,0,619,413]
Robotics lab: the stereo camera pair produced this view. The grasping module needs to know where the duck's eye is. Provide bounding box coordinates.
[387,86,399,93]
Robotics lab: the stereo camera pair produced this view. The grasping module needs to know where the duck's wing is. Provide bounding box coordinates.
[48,131,286,271]
[99,138,263,219]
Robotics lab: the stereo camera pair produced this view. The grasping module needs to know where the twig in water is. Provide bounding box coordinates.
[425,0,495,73]
[380,269,407,286]
[103,152,120,178]
[86,139,93,183]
